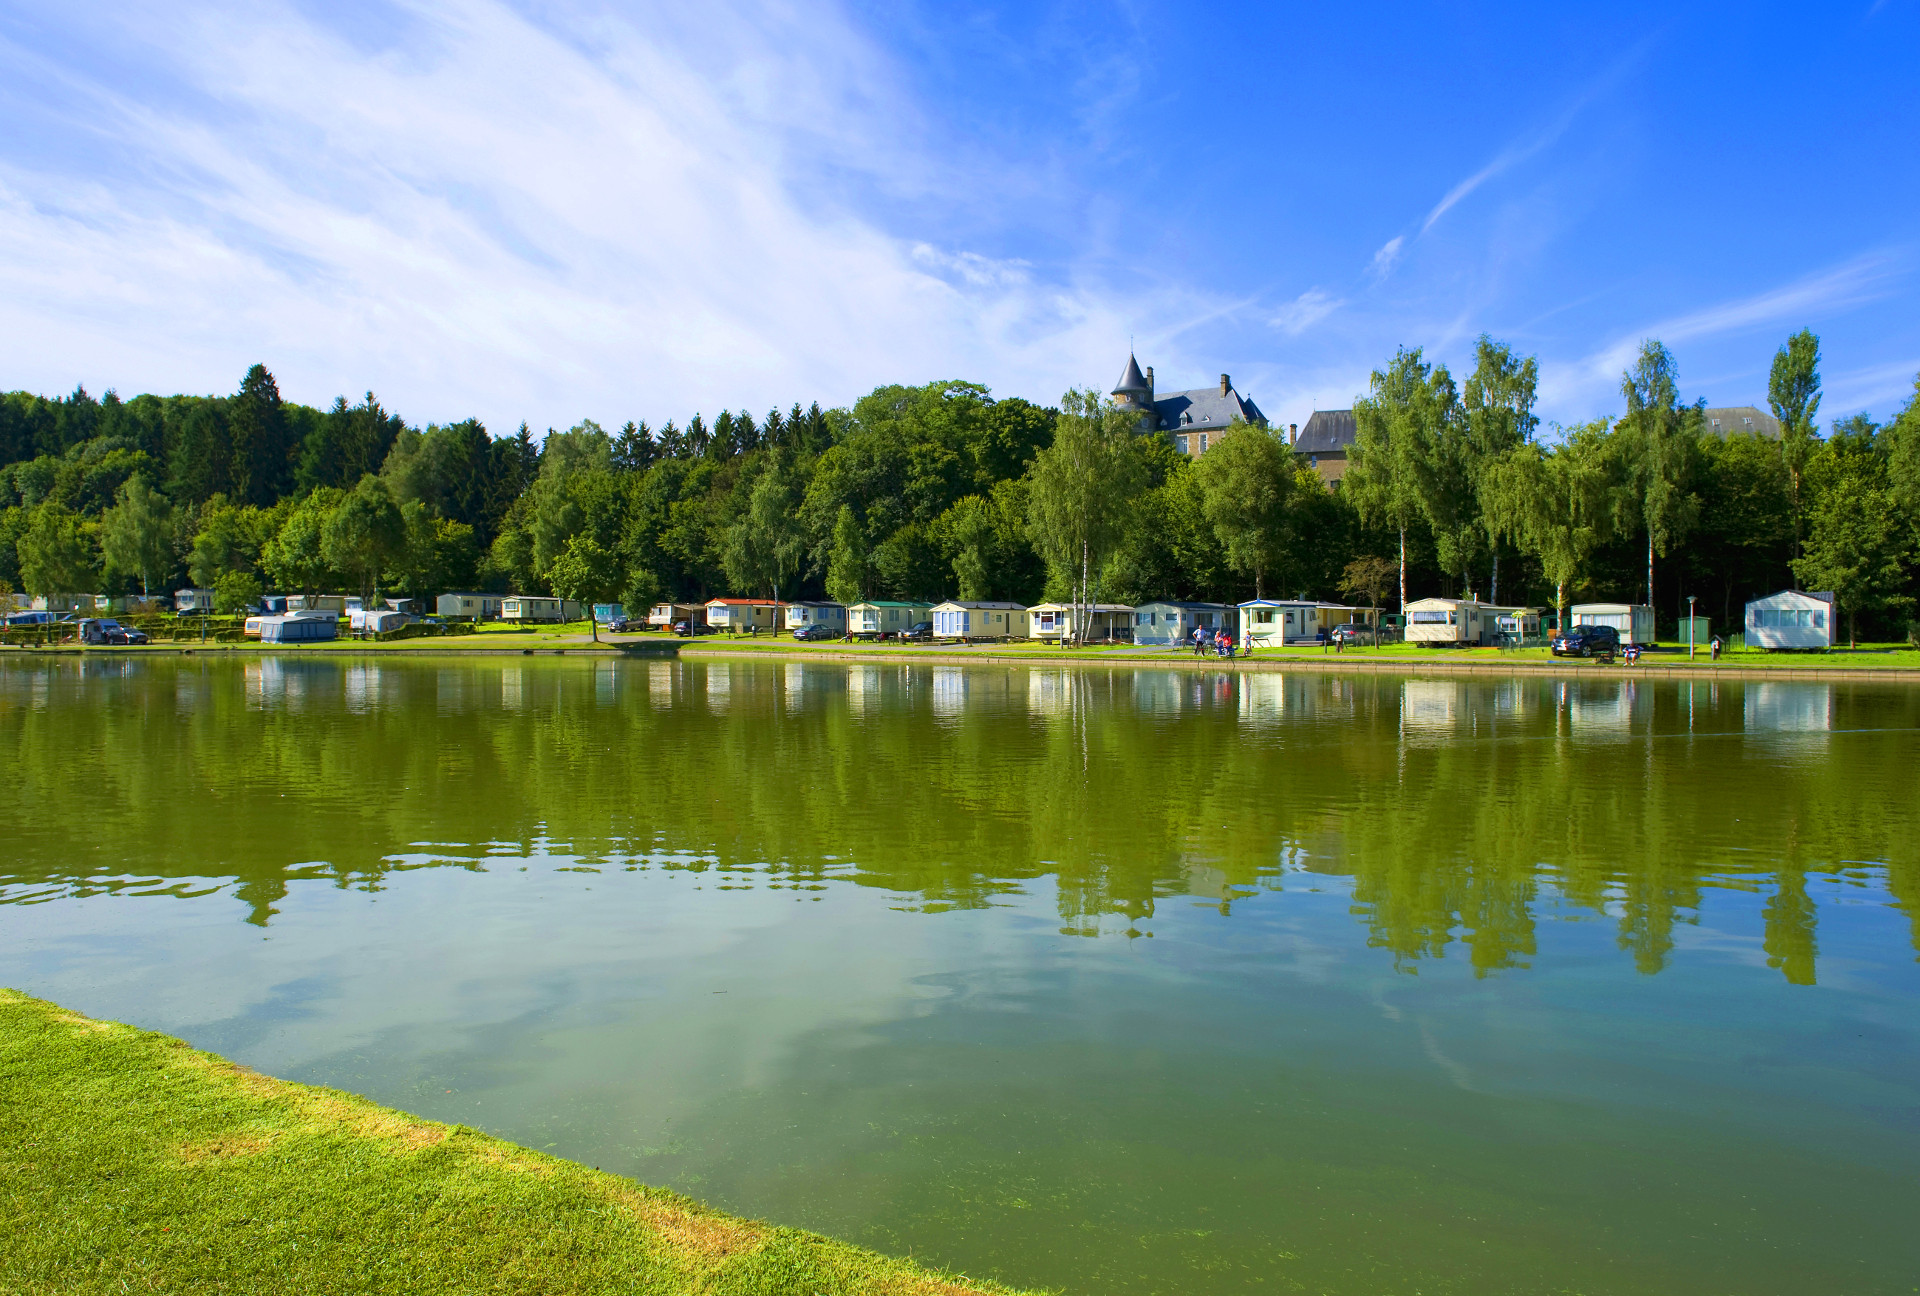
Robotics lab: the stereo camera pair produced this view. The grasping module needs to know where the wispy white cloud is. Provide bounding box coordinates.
[0,0,1142,431]
[1419,39,1649,235]
[1369,237,1404,281]
[1269,289,1344,337]
[1823,357,1920,415]
[1538,253,1909,411]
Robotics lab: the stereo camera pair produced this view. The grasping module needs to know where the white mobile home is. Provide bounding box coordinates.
[286,594,354,615]
[932,601,1030,641]
[1237,600,1375,647]
[705,598,783,633]
[1028,603,1135,643]
[784,601,848,632]
[1131,601,1231,646]
[1405,598,1514,647]
[649,602,706,630]
[437,592,504,621]
[502,596,581,623]
[1572,603,1657,647]
[1744,590,1837,650]
[174,588,216,614]
[847,601,931,639]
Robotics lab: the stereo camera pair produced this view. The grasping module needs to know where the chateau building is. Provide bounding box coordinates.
[1111,354,1266,458]
[1290,409,1357,483]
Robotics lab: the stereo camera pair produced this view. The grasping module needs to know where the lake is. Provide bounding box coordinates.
[5,654,1919,1294]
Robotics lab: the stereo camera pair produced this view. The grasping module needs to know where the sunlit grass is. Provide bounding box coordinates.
[0,989,1038,1296]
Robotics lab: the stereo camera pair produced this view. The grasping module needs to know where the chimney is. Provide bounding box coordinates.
[1289,422,1297,445]
[1219,374,1230,396]
[1145,366,1154,394]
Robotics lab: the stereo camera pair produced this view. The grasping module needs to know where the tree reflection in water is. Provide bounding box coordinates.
[4,656,1915,985]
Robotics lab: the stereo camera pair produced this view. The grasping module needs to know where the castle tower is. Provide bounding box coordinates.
[1111,353,1158,430]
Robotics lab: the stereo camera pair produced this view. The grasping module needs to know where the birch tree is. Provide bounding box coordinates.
[1026,389,1145,644]
[99,475,174,596]
[1768,328,1822,558]
[1463,336,1539,602]
[1482,422,1614,630]
[1619,340,1700,608]
[1346,348,1445,611]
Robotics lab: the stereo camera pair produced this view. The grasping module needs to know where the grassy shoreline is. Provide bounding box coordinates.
[8,626,1920,679]
[0,989,1037,1296]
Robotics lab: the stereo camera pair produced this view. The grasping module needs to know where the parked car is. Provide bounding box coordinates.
[79,618,150,645]
[792,623,840,642]
[1551,624,1619,660]
[605,616,634,633]
[672,620,719,637]
[1330,624,1376,646]
[900,621,934,642]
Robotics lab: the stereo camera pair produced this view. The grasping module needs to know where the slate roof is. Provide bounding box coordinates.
[1113,354,1151,396]
[1293,409,1356,455]
[1703,405,1782,439]
[1153,387,1265,432]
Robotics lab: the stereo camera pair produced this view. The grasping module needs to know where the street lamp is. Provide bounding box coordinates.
[1687,594,1697,659]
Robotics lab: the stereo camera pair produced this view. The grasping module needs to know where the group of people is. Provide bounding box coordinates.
[1190,625,1248,658]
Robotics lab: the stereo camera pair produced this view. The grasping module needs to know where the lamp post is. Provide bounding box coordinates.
[1687,594,1697,659]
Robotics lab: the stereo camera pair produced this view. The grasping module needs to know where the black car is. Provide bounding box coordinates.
[1551,624,1619,659]
[792,623,840,642]
[900,621,934,642]
[672,620,718,637]
[80,618,150,645]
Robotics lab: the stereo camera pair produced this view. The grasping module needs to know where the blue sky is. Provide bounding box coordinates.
[1,0,1915,438]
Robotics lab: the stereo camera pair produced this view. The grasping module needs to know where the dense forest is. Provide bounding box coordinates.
[3,328,1917,640]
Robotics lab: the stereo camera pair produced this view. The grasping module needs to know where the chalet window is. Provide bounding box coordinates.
[1199,434,1209,452]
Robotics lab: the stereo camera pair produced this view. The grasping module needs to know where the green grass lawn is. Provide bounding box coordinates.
[0,989,1037,1296]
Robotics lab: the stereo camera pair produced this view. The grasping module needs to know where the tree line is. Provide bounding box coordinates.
[4,330,1917,640]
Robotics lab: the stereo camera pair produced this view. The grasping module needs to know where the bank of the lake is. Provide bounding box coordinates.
[12,633,1920,682]
[0,989,1035,1296]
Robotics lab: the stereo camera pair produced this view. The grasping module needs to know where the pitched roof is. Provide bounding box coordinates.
[1112,354,1151,396]
[1293,409,1356,454]
[1152,386,1264,431]
[1703,405,1783,439]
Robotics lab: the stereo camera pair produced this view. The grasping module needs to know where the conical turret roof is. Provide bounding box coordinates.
[1112,353,1151,397]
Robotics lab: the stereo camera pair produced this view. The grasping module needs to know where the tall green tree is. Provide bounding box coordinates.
[1463,336,1539,602]
[1192,421,1293,598]
[1767,328,1823,557]
[825,504,869,604]
[1482,422,1616,629]
[1025,389,1147,642]
[187,498,274,588]
[1618,340,1701,609]
[1346,348,1447,610]
[322,475,406,603]
[262,488,344,597]
[724,451,806,599]
[99,475,174,595]
[1792,419,1911,646]
[227,364,292,507]
[546,534,623,640]
[1881,372,1920,520]
[16,503,98,597]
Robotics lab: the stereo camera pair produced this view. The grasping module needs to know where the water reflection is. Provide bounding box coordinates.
[3,657,1918,986]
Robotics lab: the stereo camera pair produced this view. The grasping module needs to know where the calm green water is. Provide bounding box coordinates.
[6,656,1920,1294]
